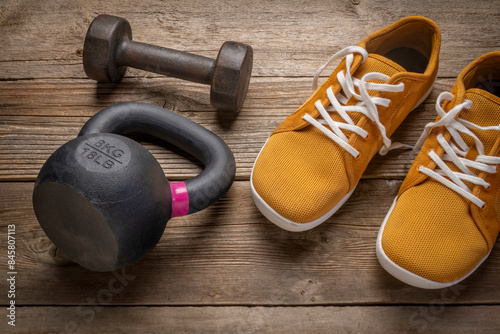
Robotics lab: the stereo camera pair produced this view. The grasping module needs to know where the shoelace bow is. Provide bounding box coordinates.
[414,91,500,208]
[304,46,406,158]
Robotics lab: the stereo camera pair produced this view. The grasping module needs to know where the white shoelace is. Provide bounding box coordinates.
[303,46,406,158]
[414,91,500,208]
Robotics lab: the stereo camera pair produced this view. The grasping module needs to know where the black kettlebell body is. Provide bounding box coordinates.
[33,102,235,272]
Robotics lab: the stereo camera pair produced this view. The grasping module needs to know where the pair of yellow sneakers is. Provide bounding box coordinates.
[251,16,500,289]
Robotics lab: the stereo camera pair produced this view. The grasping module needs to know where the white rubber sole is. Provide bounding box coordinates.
[250,178,356,232]
[376,197,492,289]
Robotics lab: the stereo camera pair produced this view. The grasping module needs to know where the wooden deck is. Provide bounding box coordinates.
[1,0,500,332]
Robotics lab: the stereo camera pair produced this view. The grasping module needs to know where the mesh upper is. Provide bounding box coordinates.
[253,128,350,223]
[464,90,500,153]
[381,88,500,283]
[252,55,405,223]
[382,181,489,282]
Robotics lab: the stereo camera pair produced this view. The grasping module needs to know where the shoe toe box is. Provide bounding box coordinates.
[252,130,351,224]
[379,183,489,285]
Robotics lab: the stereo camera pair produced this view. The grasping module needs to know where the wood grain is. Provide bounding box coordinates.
[1,0,500,332]
[0,78,452,180]
[6,306,500,334]
[1,182,499,307]
[0,0,498,79]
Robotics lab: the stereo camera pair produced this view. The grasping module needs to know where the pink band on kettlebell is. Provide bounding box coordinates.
[170,181,189,217]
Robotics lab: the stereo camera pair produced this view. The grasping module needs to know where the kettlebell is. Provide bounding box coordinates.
[33,102,235,271]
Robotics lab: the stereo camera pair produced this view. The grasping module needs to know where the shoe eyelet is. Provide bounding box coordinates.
[480,203,487,211]
[353,152,361,160]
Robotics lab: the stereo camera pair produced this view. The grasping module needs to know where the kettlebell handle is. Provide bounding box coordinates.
[79,102,236,216]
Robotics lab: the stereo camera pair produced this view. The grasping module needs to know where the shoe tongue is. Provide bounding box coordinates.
[353,53,407,78]
[459,88,500,154]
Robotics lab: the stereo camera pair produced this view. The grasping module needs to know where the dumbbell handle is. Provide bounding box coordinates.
[117,39,215,85]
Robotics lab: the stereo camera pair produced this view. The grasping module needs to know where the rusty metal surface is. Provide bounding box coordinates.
[118,40,216,85]
[83,14,253,112]
[211,41,253,113]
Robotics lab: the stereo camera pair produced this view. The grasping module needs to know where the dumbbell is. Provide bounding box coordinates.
[83,14,253,113]
[33,102,236,271]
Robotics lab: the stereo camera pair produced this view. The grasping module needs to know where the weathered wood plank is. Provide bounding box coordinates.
[0,78,453,181]
[5,305,500,334]
[1,182,499,306]
[0,0,498,79]
[1,0,500,332]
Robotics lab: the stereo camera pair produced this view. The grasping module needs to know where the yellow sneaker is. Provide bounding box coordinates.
[251,16,441,231]
[377,51,500,289]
